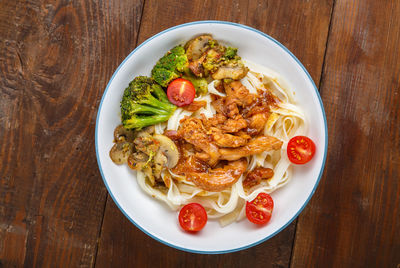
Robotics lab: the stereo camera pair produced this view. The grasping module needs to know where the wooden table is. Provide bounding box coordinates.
[1,0,399,267]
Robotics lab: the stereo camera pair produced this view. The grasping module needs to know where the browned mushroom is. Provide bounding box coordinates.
[185,34,213,61]
[109,141,133,164]
[153,134,179,168]
[211,62,249,80]
[114,125,136,142]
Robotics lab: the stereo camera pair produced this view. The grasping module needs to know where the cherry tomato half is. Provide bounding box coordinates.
[246,193,274,225]
[167,78,196,107]
[178,203,207,232]
[287,136,316,164]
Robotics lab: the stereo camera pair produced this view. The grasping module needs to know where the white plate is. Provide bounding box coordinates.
[95,21,327,253]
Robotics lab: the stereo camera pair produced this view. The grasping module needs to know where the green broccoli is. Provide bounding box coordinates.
[182,74,208,96]
[151,46,188,87]
[223,47,238,59]
[121,76,176,129]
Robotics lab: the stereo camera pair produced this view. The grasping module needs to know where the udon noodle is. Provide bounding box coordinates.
[137,60,307,226]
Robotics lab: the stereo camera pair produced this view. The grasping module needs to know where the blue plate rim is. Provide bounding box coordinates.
[95,20,328,254]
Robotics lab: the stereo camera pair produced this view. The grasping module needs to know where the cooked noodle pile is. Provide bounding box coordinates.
[137,60,306,226]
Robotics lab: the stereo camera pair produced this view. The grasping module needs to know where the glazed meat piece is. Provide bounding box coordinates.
[211,97,225,115]
[203,113,227,128]
[172,155,209,175]
[220,116,247,133]
[224,97,240,118]
[219,136,283,161]
[182,100,207,112]
[246,113,269,135]
[174,156,248,192]
[194,152,211,162]
[210,127,249,148]
[243,167,274,188]
[224,80,255,107]
[178,117,220,165]
[243,90,277,118]
[163,130,180,140]
[201,113,247,133]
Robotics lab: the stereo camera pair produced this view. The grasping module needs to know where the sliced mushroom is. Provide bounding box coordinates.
[127,152,155,186]
[114,125,136,142]
[127,152,149,170]
[185,34,213,61]
[153,134,179,168]
[109,141,133,164]
[134,132,160,155]
[189,54,206,77]
[211,62,249,80]
[153,150,168,179]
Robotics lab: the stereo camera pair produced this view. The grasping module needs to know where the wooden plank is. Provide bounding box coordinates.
[95,0,333,266]
[0,0,144,266]
[291,0,400,267]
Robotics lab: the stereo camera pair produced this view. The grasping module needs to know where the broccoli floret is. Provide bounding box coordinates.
[121,76,176,129]
[151,46,189,87]
[223,47,238,59]
[182,74,208,96]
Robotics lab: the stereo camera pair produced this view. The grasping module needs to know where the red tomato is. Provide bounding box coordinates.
[178,203,207,232]
[167,78,196,107]
[246,193,274,225]
[287,136,316,164]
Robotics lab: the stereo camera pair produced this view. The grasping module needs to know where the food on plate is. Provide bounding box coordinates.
[151,45,208,95]
[151,45,189,87]
[185,34,248,80]
[246,192,274,225]
[178,203,207,232]
[120,76,176,129]
[167,78,196,106]
[109,34,315,229]
[287,136,316,164]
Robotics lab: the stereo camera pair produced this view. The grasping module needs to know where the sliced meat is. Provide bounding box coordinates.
[224,97,240,118]
[163,130,180,140]
[236,131,252,141]
[178,117,220,165]
[220,117,247,132]
[242,90,277,118]
[224,80,255,107]
[246,113,269,135]
[219,136,283,161]
[172,155,209,175]
[202,113,226,128]
[211,97,225,115]
[243,167,274,188]
[202,113,247,133]
[210,127,248,148]
[182,100,207,112]
[180,157,248,192]
[194,152,210,162]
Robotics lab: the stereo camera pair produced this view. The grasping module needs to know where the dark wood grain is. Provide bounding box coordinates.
[0,0,144,266]
[291,0,400,267]
[95,0,333,267]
